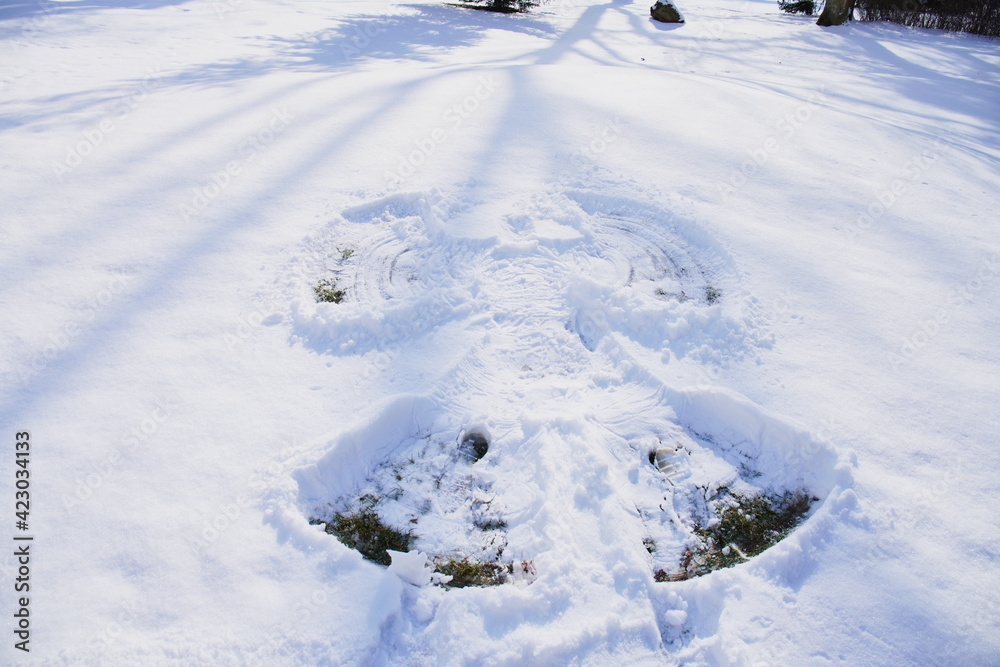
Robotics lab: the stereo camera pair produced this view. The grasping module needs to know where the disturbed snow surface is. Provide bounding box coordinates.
[286,185,843,660]
[1,0,999,663]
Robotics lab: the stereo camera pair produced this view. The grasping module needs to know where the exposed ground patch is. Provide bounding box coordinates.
[308,429,515,587]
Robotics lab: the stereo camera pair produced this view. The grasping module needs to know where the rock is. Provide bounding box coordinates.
[650,0,684,23]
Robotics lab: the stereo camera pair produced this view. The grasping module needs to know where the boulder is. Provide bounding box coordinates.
[650,0,684,23]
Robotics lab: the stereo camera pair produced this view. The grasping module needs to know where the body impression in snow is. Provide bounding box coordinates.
[286,186,843,652]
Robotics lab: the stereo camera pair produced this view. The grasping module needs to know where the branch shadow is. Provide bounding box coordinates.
[0,0,194,23]
[3,0,999,439]
[271,4,557,74]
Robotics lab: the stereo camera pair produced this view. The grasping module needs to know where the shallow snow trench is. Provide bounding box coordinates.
[285,187,841,659]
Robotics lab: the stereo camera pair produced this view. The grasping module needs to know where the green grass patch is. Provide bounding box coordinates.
[433,557,510,588]
[314,278,345,303]
[705,285,721,304]
[656,489,816,581]
[310,510,413,566]
[697,489,815,571]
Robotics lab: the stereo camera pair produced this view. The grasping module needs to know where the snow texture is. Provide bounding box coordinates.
[1,0,999,663]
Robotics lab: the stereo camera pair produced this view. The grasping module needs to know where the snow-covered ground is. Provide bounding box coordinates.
[2,0,999,663]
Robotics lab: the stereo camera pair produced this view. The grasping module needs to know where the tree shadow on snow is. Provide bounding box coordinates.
[272,4,558,71]
[3,0,999,441]
[137,4,557,89]
[0,0,194,23]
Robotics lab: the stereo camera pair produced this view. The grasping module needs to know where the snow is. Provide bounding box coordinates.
[2,0,999,663]
[387,550,434,587]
